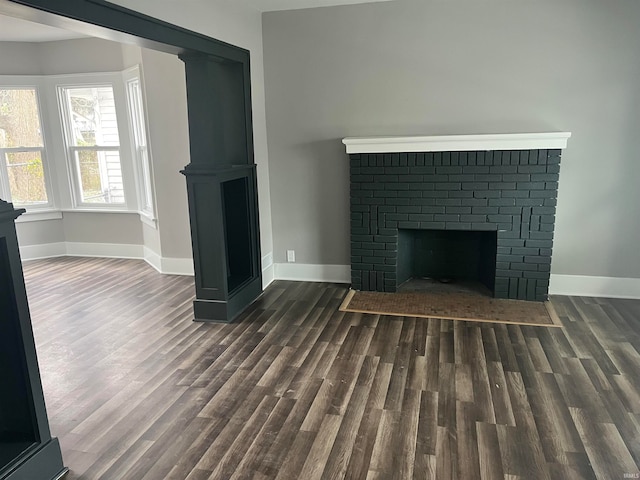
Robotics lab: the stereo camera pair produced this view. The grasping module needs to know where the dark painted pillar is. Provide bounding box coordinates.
[179,53,262,323]
[0,199,67,480]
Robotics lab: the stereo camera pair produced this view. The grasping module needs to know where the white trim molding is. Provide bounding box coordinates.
[271,265,640,299]
[274,263,350,283]
[262,252,275,288]
[143,246,162,272]
[20,241,194,275]
[139,213,157,229]
[15,210,63,223]
[19,244,640,300]
[342,132,572,154]
[19,242,66,260]
[160,257,194,276]
[550,274,640,299]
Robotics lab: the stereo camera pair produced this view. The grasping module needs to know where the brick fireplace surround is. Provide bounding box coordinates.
[343,133,571,302]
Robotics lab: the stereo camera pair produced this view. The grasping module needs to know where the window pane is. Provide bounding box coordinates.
[75,149,124,204]
[127,79,146,147]
[127,77,154,216]
[64,86,120,146]
[6,151,48,205]
[0,88,44,148]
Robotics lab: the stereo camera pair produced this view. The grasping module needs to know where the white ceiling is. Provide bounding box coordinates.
[235,0,395,12]
[0,0,395,42]
[0,14,86,42]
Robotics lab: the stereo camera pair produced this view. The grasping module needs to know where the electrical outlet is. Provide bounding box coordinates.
[287,250,295,263]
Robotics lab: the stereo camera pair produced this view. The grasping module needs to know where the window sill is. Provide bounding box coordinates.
[15,209,156,227]
[60,208,136,215]
[139,213,157,229]
[15,210,63,223]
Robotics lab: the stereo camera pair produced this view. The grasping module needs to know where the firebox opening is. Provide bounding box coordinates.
[397,229,497,296]
[221,177,254,293]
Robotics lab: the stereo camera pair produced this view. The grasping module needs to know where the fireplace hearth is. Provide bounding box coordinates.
[343,133,571,302]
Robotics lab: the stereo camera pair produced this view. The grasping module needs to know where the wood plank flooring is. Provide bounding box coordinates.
[22,257,640,480]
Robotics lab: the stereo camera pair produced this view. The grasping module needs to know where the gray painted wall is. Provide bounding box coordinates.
[36,37,126,74]
[0,42,42,74]
[14,219,65,247]
[61,212,143,244]
[263,0,640,279]
[138,48,192,259]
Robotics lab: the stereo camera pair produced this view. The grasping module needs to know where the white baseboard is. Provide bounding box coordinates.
[143,247,162,273]
[262,252,275,288]
[142,246,193,275]
[549,274,640,299]
[147,251,274,283]
[272,264,640,299]
[19,245,639,300]
[274,263,350,283]
[19,242,66,260]
[21,241,194,276]
[160,257,194,276]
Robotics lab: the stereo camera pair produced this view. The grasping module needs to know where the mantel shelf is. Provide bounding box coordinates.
[342,132,572,154]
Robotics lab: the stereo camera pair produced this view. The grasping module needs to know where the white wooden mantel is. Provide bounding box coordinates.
[342,132,572,154]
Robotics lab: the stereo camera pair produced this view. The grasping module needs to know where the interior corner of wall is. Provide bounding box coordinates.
[262,251,275,288]
[143,246,162,273]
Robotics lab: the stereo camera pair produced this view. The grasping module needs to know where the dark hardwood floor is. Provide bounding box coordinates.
[22,257,640,480]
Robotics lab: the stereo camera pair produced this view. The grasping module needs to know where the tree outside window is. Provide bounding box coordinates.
[0,88,49,206]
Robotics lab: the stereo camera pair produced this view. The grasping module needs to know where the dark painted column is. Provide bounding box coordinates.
[0,199,67,480]
[179,54,262,322]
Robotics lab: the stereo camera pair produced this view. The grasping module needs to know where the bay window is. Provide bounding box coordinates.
[0,69,155,223]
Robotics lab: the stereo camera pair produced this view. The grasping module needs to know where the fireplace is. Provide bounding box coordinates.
[343,133,571,301]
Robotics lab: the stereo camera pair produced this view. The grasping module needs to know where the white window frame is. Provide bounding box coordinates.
[54,72,138,212]
[0,78,57,213]
[123,66,156,226]
[0,72,154,222]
